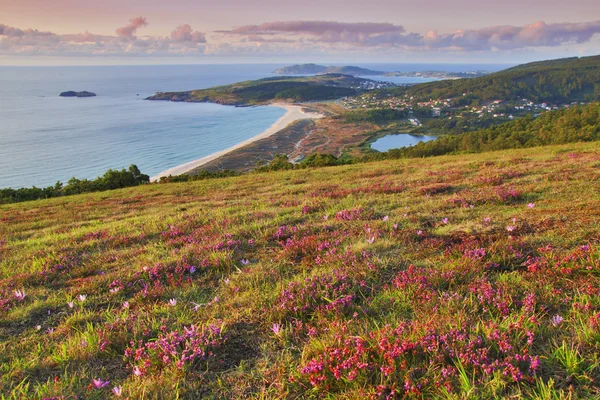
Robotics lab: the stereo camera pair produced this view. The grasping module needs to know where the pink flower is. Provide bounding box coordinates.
[92,379,110,389]
[14,290,26,301]
[393,223,399,230]
[271,323,283,335]
[122,301,130,309]
[382,215,389,221]
[241,259,250,265]
[442,218,449,224]
[323,215,329,220]
[67,301,74,308]
[551,315,564,326]
[528,203,536,208]
[483,217,492,223]
[417,230,423,236]
[78,294,87,302]
[506,225,516,232]
[133,366,143,376]
[112,386,123,396]
[366,237,375,244]
[168,298,177,307]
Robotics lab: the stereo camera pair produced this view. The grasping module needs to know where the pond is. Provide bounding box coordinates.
[371,134,437,152]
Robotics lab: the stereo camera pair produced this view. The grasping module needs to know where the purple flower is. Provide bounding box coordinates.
[366,237,375,244]
[271,323,283,335]
[506,225,516,232]
[417,230,423,236]
[112,386,123,396]
[92,379,110,389]
[528,203,536,208]
[189,266,197,274]
[168,298,177,307]
[442,218,449,224]
[551,315,564,326]
[14,290,26,301]
[241,259,250,265]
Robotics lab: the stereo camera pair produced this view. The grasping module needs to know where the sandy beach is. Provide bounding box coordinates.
[150,104,324,181]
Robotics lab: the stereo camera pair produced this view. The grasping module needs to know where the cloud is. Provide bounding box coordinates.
[170,24,206,43]
[0,19,207,57]
[116,17,148,39]
[425,20,600,50]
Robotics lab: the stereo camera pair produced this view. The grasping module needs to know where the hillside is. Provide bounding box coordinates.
[1,142,600,398]
[379,55,600,104]
[273,64,384,76]
[146,74,390,105]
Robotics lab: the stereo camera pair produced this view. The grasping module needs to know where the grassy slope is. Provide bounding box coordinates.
[1,142,600,399]
[146,74,365,105]
[380,55,600,103]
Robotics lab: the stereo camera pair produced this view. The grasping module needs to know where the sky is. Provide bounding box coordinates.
[1,0,600,65]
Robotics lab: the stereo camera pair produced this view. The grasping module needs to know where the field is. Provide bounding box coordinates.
[1,142,600,399]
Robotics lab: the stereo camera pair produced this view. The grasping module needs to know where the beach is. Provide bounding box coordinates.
[150,104,324,181]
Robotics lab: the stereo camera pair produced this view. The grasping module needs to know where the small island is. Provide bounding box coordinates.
[59,91,97,98]
[274,64,384,76]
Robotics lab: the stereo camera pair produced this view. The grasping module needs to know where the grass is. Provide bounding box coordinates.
[1,142,599,398]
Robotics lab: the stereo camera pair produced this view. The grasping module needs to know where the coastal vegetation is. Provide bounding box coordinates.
[1,140,599,398]
[377,55,600,104]
[146,74,390,105]
[0,165,149,204]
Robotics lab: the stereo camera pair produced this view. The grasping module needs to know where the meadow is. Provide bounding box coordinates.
[1,141,599,399]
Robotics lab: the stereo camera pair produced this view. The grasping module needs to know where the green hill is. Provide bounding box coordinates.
[146,74,385,105]
[381,55,600,104]
[1,139,600,398]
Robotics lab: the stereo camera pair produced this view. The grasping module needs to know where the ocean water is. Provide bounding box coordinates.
[0,63,510,189]
[371,134,438,152]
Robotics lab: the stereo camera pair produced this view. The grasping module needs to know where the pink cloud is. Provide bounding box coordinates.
[115,17,148,39]
[170,24,206,43]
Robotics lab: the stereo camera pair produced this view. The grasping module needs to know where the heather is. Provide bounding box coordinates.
[1,142,599,398]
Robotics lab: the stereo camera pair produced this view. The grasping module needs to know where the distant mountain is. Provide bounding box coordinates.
[274,64,384,76]
[380,55,600,104]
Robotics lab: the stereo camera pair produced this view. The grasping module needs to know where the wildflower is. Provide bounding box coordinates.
[189,266,197,274]
[35,325,42,331]
[109,287,120,293]
[81,340,88,347]
[442,218,449,224]
[393,223,399,230]
[191,302,202,311]
[67,301,74,308]
[506,225,516,232]
[224,278,230,284]
[122,301,130,309]
[323,214,329,220]
[112,386,123,397]
[78,294,87,302]
[168,298,177,307]
[92,379,110,389]
[47,328,54,334]
[382,215,389,221]
[366,237,375,244]
[528,203,536,208]
[14,290,26,301]
[132,366,143,377]
[241,259,250,265]
[417,230,423,236]
[483,217,492,223]
[551,315,564,326]
[271,323,283,336]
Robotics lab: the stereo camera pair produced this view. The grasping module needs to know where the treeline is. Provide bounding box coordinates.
[370,102,600,159]
[0,165,149,204]
[378,55,600,105]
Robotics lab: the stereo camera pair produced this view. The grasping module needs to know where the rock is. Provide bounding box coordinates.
[59,91,97,98]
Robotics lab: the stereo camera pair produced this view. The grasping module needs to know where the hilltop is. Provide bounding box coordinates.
[273,64,385,76]
[378,55,600,104]
[1,140,600,398]
[146,74,393,106]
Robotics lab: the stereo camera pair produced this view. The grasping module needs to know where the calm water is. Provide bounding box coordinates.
[0,63,509,188]
[371,134,438,152]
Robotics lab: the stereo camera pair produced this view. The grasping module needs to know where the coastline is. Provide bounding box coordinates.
[150,104,324,181]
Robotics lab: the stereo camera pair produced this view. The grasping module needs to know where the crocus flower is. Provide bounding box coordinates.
[271,323,282,335]
[241,259,250,265]
[92,379,110,389]
[551,315,564,326]
[382,215,389,221]
[14,290,26,301]
[78,294,87,302]
[528,203,536,208]
[506,225,516,232]
[133,366,143,377]
[442,218,449,224]
[67,301,74,308]
[168,298,177,307]
[366,237,375,244]
[189,266,197,274]
[417,230,423,236]
[122,301,130,309]
[112,386,123,396]
[393,223,399,230]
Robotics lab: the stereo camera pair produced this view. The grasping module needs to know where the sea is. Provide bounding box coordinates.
[0,63,509,189]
